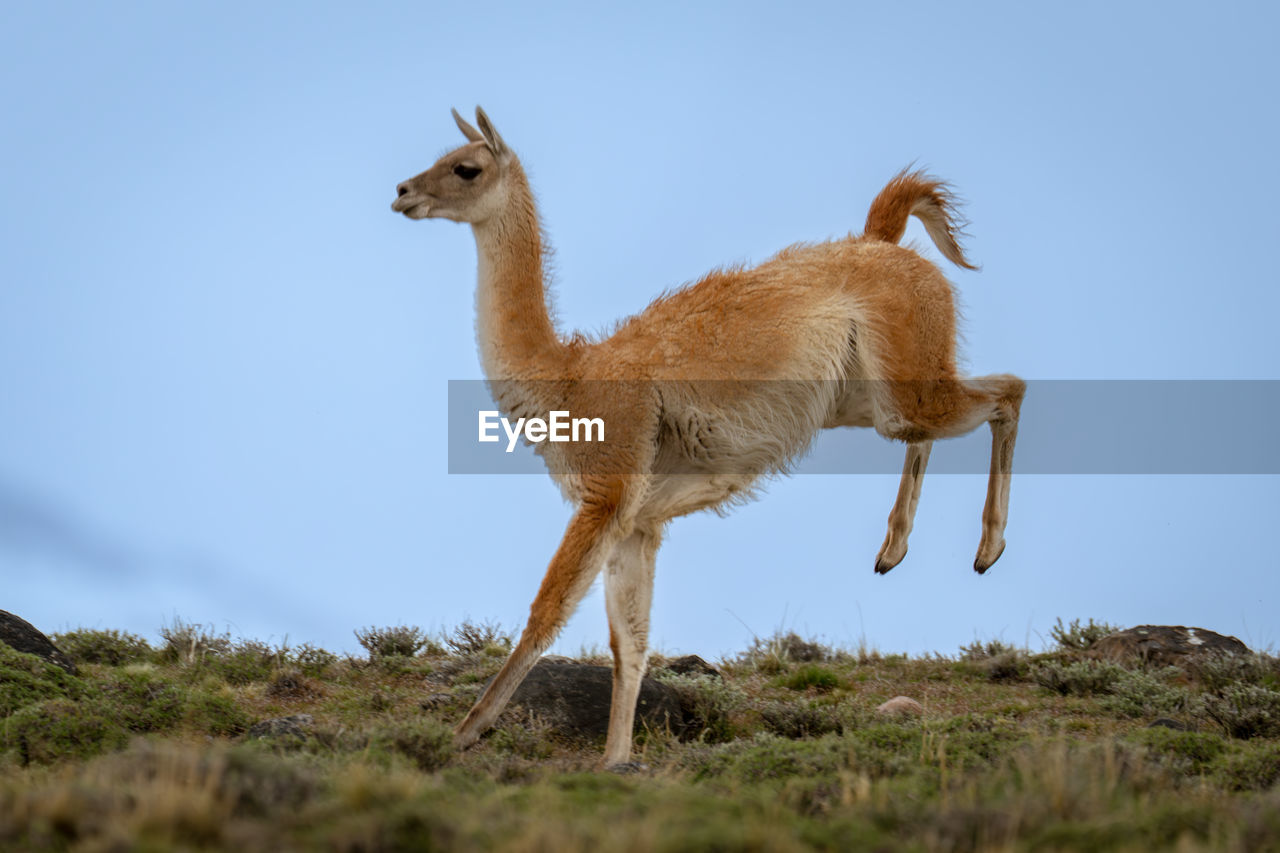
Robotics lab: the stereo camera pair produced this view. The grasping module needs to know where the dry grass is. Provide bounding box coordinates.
[2,622,1278,851]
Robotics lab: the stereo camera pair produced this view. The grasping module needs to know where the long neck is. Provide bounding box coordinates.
[471,161,568,380]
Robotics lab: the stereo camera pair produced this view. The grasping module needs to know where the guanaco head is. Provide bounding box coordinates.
[391,107,510,224]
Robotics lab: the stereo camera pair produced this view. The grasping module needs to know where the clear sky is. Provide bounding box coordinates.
[2,1,1277,659]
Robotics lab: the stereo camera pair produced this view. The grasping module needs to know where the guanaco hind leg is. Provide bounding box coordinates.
[872,375,1024,574]
[875,441,933,574]
[968,375,1025,572]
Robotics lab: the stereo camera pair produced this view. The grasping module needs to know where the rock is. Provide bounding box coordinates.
[0,610,77,675]
[539,655,576,665]
[1148,718,1192,731]
[419,693,451,711]
[504,661,689,739]
[1090,626,1249,669]
[660,654,721,680]
[266,671,318,700]
[246,714,314,740]
[876,696,924,717]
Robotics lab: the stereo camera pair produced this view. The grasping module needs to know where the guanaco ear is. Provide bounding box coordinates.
[452,108,484,143]
[474,106,508,157]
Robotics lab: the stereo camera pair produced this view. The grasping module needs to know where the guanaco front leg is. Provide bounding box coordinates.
[454,493,625,748]
[602,526,661,767]
[874,441,933,574]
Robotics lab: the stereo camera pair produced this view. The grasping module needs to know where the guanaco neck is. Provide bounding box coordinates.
[471,159,569,382]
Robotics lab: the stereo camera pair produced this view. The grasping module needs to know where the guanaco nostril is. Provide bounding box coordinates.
[396,184,409,197]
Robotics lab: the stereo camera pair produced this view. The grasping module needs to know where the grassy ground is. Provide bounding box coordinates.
[2,618,1279,851]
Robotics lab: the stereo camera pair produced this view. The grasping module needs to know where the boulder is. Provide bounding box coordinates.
[659,654,721,680]
[0,610,77,675]
[1148,718,1192,731]
[505,661,689,739]
[1090,625,1249,668]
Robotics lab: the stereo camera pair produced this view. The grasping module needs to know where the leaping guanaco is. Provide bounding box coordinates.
[391,107,1023,767]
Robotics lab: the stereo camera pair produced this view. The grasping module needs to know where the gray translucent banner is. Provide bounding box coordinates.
[446,380,1280,475]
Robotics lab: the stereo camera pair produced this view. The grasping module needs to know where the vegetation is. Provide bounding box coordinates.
[0,620,1276,850]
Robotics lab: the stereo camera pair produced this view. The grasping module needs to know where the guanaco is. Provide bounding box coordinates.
[391,108,1023,767]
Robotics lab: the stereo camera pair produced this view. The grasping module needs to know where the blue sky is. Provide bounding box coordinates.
[2,1,1277,659]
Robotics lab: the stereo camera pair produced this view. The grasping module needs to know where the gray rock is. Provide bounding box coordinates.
[660,654,721,679]
[1148,718,1192,731]
[0,609,77,675]
[246,714,314,740]
[1090,625,1249,669]
[419,692,451,711]
[504,661,690,739]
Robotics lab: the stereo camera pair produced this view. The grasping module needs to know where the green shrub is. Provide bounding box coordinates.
[779,665,840,693]
[736,631,834,674]
[1101,667,1194,718]
[1200,684,1280,739]
[758,699,846,739]
[958,648,1031,682]
[1216,741,1280,791]
[372,718,455,772]
[936,720,1028,770]
[4,698,129,764]
[959,638,1021,660]
[355,625,431,659]
[843,724,922,777]
[0,644,83,717]
[98,669,187,732]
[1050,617,1121,652]
[1031,659,1126,696]
[490,713,555,760]
[687,732,848,783]
[445,621,512,656]
[53,628,153,666]
[158,619,233,664]
[1191,652,1280,692]
[291,643,338,676]
[213,640,285,685]
[186,688,250,737]
[690,726,925,785]
[656,673,747,744]
[1130,727,1227,775]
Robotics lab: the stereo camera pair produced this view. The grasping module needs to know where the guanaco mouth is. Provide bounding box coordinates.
[391,195,431,218]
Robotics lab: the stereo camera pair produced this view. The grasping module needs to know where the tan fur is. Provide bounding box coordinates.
[392,108,1025,767]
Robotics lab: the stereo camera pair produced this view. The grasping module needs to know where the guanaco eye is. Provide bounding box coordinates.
[453,164,482,180]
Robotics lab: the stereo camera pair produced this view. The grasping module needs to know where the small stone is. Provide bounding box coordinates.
[876,696,924,717]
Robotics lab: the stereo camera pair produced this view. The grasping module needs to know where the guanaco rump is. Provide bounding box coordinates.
[391,107,1024,767]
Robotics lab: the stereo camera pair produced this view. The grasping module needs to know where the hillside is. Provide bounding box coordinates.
[2,618,1278,851]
